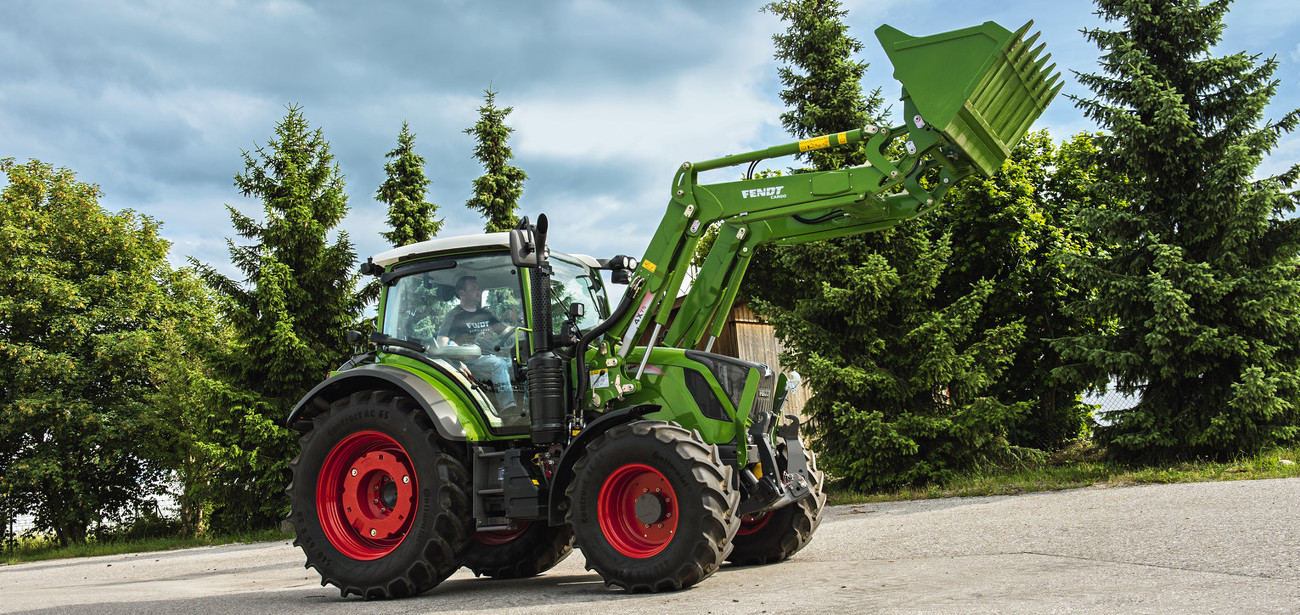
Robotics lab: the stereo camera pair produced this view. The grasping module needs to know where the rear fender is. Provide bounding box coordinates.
[286,364,467,442]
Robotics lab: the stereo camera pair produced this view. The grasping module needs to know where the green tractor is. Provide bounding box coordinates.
[285,20,1062,598]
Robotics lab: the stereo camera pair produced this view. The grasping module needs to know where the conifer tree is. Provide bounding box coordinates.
[378,121,442,247]
[192,105,365,528]
[763,0,882,170]
[934,132,1103,449]
[751,0,1028,488]
[465,87,527,232]
[1058,0,1300,459]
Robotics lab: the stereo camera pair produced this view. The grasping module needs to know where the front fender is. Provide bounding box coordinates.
[546,404,659,525]
[286,364,467,442]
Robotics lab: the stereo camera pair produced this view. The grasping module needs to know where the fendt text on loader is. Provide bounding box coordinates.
[284,20,1062,598]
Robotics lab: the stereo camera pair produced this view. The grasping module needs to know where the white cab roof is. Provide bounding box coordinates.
[370,232,600,269]
[371,233,510,267]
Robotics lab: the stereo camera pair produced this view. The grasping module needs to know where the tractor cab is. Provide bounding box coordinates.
[368,233,614,431]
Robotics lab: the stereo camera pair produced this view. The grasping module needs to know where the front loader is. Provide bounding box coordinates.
[284,20,1062,598]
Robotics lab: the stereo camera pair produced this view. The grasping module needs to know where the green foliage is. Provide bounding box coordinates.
[191,105,365,530]
[763,0,883,170]
[0,158,181,545]
[378,121,442,247]
[144,269,252,537]
[934,131,1103,449]
[465,87,527,233]
[748,2,1109,488]
[756,226,1030,489]
[1057,0,1300,460]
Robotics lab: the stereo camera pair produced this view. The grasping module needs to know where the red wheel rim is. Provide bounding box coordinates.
[738,511,773,536]
[473,521,531,546]
[597,463,679,558]
[316,430,417,560]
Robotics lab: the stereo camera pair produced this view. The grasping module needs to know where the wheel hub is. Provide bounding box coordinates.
[634,493,666,524]
[316,431,418,560]
[598,463,679,558]
[340,450,415,539]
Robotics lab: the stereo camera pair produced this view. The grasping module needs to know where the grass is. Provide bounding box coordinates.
[5,444,1297,564]
[826,442,1300,506]
[2,528,292,565]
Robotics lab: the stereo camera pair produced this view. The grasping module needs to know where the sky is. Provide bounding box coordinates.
[2,0,1298,279]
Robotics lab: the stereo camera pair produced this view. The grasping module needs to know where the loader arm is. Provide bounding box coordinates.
[594,20,1061,402]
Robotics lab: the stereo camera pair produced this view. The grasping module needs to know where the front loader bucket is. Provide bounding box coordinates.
[876,21,1062,176]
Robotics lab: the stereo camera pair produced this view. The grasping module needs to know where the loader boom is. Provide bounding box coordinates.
[606,21,1062,376]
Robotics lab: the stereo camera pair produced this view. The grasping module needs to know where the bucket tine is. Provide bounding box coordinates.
[875,19,1062,176]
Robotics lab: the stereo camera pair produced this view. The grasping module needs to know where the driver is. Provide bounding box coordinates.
[438,275,518,413]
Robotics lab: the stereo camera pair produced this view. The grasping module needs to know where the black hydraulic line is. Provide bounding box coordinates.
[573,280,642,411]
[794,209,845,224]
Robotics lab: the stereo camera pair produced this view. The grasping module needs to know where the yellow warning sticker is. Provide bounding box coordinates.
[799,135,831,152]
[643,259,657,273]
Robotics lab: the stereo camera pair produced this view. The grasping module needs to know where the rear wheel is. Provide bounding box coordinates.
[726,443,825,566]
[288,390,473,599]
[566,420,739,592]
[463,521,574,578]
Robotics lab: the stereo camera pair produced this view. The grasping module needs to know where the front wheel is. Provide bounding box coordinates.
[566,420,740,592]
[726,443,825,566]
[287,390,473,599]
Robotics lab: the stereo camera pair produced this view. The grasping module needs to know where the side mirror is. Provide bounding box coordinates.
[509,214,550,268]
[509,226,539,268]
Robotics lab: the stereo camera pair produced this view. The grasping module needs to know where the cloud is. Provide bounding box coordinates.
[3,0,1132,276]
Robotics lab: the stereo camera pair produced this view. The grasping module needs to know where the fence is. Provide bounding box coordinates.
[1084,384,1139,425]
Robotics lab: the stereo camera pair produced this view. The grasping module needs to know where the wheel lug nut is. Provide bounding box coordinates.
[403,476,410,484]
[370,529,377,537]
[351,469,357,476]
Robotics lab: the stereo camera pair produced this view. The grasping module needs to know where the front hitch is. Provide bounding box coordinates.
[736,414,814,516]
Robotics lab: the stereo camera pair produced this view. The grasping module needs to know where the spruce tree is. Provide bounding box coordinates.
[763,0,882,170]
[1058,0,1300,459]
[192,105,365,528]
[465,87,527,233]
[378,121,442,247]
[751,0,1029,488]
[934,132,1103,449]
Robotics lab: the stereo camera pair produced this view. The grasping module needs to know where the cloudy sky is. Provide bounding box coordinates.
[3,0,1298,278]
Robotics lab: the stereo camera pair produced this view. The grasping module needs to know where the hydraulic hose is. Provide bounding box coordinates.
[573,279,642,411]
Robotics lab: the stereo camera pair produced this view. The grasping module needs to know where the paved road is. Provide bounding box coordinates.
[2,478,1296,614]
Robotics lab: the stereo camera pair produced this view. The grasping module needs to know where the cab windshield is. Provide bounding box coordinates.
[380,253,524,348]
[548,255,610,337]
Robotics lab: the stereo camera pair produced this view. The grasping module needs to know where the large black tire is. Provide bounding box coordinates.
[726,443,825,566]
[287,390,473,599]
[566,420,740,592]
[463,522,574,578]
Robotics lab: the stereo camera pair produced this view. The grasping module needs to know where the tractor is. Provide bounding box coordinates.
[285,20,1062,598]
